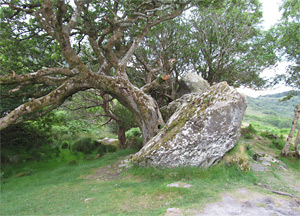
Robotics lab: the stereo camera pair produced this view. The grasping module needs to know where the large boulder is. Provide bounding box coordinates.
[131,82,247,168]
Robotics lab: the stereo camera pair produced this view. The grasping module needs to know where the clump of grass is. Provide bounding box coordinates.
[270,137,286,150]
[221,144,251,172]
[127,164,257,185]
[279,157,300,170]
[241,124,256,139]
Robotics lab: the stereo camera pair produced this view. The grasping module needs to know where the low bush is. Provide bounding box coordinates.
[71,138,99,154]
[270,136,286,150]
[260,131,278,139]
[125,127,141,138]
[126,136,143,149]
[72,137,117,155]
[61,140,70,149]
[241,124,256,139]
[125,127,143,149]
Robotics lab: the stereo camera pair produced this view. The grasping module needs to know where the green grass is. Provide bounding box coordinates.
[1,149,258,216]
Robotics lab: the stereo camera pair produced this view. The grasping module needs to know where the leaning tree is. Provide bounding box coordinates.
[0,0,208,144]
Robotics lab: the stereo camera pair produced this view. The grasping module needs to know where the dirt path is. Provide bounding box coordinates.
[84,157,131,181]
[166,156,300,216]
[187,188,300,216]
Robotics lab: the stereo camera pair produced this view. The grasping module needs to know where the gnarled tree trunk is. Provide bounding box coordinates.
[0,0,188,146]
[89,73,165,144]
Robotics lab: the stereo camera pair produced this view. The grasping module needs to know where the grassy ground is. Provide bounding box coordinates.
[1,124,299,215]
[1,147,258,215]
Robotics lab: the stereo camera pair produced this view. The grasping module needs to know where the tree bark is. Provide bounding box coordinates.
[118,126,127,149]
[89,73,165,144]
[294,125,300,155]
[282,101,300,156]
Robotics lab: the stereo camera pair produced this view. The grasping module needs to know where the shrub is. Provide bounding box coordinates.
[260,131,278,139]
[61,140,70,149]
[95,144,117,155]
[105,145,117,153]
[126,127,141,138]
[0,122,58,164]
[126,136,143,149]
[244,134,254,139]
[71,138,99,154]
[71,137,117,155]
[241,124,256,139]
[270,138,285,150]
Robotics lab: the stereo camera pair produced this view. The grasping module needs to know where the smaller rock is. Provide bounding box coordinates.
[261,161,272,166]
[98,138,119,149]
[84,197,95,203]
[167,182,192,188]
[176,72,210,98]
[165,208,183,216]
[250,162,269,172]
[276,165,287,171]
[253,152,288,169]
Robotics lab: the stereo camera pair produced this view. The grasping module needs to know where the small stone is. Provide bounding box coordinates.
[277,165,287,171]
[165,207,183,216]
[84,197,95,203]
[250,162,269,172]
[167,182,192,188]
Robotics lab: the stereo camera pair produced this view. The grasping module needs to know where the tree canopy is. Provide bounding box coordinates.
[0,0,279,144]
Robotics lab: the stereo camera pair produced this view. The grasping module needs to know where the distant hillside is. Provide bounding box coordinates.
[244,91,299,129]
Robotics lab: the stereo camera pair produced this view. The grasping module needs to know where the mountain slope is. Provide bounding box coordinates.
[244,91,299,129]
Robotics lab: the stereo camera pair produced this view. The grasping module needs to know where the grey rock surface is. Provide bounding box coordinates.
[131,82,247,168]
[176,72,210,98]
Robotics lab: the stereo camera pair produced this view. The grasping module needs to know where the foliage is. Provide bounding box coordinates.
[0,122,58,164]
[272,0,300,89]
[241,124,256,139]
[71,137,99,154]
[110,102,137,133]
[125,127,142,138]
[0,5,63,115]
[270,137,286,150]
[189,0,277,87]
[130,17,193,104]
[125,127,143,149]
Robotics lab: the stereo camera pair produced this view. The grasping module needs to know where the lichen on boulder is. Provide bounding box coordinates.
[130,82,247,168]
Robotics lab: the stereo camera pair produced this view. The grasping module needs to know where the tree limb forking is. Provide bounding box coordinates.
[0,0,193,142]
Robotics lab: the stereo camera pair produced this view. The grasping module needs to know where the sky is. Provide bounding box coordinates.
[237,0,294,97]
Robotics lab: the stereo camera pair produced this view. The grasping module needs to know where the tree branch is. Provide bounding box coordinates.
[0,79,86,130]
[0,68,78,85]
